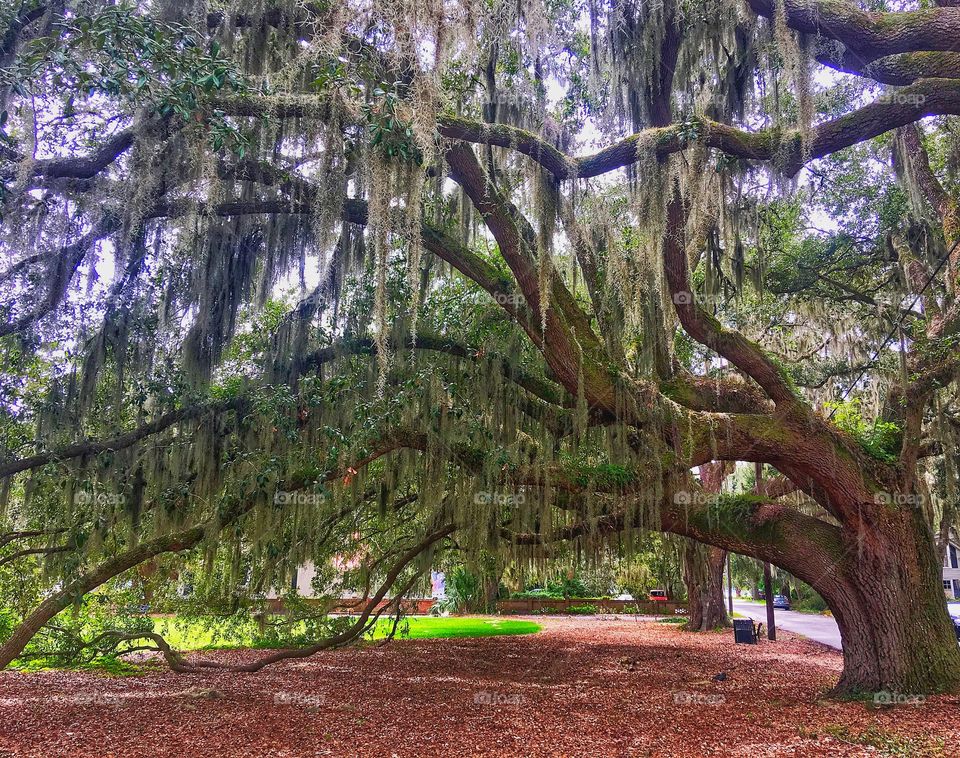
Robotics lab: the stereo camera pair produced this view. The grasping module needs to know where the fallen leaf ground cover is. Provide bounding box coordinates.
[0,616,957,756]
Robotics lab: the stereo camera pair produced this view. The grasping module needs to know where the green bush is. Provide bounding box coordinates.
[793,590,829,614]
[547,576,591,599]
[511,588,564,600]
[566,604,598,615]
[0,607,14,641]
[512,571,603,600]
[825,399,902,462]
[447,567,481,612]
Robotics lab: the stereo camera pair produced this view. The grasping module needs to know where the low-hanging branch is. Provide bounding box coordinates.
[0,430,435,669]
[0,330,571,480]
[0,129,136,183]
[661,182,799,406]
[0,216,122,338]
[498,483,845,594]
[299,334,572,408]
[815,47,960,86]
[0,528,67,549]
[0,397,245,479]
[151,523,455,674]
[220,156,538,333]
[0,544,72,567]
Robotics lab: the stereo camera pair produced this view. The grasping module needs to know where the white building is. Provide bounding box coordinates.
[943,531,960,599]
[267,561,442,603]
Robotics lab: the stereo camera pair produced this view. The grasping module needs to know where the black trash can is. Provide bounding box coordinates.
[733,618,757,644]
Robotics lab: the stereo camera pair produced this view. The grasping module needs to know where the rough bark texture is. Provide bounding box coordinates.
[682,542,729,631]
[682,463,731,631]
[819,509,960,695]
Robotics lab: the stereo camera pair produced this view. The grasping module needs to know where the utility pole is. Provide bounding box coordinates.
[757,461,776,641]
[727,552,733,615]
[722,471,734,617]
[762,560,776,641]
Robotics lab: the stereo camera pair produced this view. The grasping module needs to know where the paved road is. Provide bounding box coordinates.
[732,600,842,650]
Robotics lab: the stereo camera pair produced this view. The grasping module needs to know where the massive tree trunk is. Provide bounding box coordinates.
[682,541,729,631]
[817,507,960,694]
[681,462,730,631]
[663,471,960,694]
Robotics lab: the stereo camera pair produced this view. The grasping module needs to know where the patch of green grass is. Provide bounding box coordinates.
[376,617,540,640]
[13,616,542,672]
[150,617,250,650]
[151,615,540,651]
[14,656,144,676]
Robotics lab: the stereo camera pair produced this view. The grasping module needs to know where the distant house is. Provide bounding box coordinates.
[942,530,960,599]
[266,560,439,612]
[289,560,322,597]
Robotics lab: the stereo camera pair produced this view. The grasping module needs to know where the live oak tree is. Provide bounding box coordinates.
[2,0,960,694]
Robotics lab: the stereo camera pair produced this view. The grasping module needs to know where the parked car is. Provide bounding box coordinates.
[948,602,960,640]
[772,594,791,610]
[648,589,669,602]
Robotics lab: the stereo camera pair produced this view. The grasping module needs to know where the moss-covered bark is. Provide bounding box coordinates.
[682,540,729,631]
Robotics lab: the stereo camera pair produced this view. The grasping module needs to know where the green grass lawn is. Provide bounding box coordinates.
[151,615,540,651]
[11,617,540,674]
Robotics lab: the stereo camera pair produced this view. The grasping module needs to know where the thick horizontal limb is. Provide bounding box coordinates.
[439,79,960,179]
[748,0,960,62]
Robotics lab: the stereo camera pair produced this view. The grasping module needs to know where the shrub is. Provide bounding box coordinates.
[566,604,598,615]
[511,589,564,600]
[793,590,829,614]
[824,399,902,462]
[446,567,481,613]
